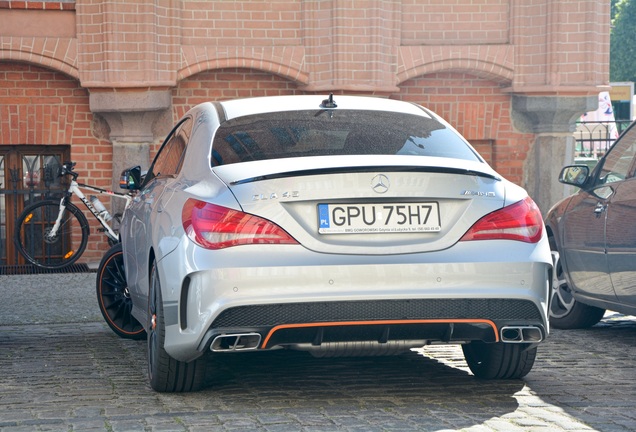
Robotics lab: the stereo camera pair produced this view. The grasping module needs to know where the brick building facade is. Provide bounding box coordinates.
[0,0,609,266]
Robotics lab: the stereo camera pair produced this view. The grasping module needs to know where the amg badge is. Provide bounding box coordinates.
[462,190,495,197]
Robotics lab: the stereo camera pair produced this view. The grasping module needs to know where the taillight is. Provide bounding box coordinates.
[460,197,543,243]
[182,199,298,249]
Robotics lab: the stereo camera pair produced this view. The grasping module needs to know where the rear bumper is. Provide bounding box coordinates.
[157,239,552,362]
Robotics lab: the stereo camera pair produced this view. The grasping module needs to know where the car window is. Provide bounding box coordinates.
[595,124,636,185]
[146,117,193,182]
[211,110,482,166]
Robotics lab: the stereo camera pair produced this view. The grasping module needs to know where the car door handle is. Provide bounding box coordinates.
[594,203,606,215]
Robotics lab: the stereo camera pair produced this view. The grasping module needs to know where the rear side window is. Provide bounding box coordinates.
[148,117,192,181]
[211,110,481,166]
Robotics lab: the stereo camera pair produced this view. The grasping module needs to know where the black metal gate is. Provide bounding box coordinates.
[0,146,70,266]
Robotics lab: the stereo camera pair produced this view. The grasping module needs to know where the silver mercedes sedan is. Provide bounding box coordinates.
[115,94,551,392]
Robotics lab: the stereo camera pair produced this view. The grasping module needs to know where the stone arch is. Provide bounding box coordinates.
[397,46,514,86]
[0,38,78,79]
[398,59,513,86]
[177,46,309,86]
[170,67,304,122]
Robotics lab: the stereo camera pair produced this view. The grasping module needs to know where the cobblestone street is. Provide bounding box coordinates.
[1,273,635,432]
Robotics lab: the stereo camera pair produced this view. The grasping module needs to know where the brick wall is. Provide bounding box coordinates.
[395,72,535,185]
[0,1,75,11]
[2,0,609,91]
[77,0,178,86]
[172,68,300,120]
[0,62,112,262]
[181,1,303,46]
[401,0,509,45]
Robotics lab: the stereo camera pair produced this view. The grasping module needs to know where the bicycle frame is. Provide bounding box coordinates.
[49,178,132,243]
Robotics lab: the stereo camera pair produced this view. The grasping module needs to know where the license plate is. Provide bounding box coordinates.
[318,203,441,234]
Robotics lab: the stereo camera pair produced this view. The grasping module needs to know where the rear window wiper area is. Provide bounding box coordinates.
[229,166,501,186]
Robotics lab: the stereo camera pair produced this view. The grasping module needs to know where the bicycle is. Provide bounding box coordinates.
[14,161,132,270]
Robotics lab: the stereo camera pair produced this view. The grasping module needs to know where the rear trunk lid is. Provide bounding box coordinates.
[213,155,505,255]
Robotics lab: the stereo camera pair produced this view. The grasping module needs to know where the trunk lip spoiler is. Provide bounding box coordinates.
[229,166,501,186]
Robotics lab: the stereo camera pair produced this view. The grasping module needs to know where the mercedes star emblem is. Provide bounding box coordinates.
[371,174,390,194]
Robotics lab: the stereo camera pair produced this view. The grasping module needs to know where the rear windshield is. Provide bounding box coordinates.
[211,109,481,166]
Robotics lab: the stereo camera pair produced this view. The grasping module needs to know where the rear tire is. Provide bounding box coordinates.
[147,261,206,392]
[14,200,89,269]
[96,243,146,340]
[462,341,537,379]
[549,248,605,329]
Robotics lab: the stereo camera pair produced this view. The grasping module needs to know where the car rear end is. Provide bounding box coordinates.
[162,95,551,379]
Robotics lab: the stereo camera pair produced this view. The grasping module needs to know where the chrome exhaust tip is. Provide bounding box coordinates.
[210,333,261,352]
[500,326,543,343]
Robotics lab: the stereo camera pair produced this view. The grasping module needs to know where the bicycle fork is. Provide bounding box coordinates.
[45,195,70,243]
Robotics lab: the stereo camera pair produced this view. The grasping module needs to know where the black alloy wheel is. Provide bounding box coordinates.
[96,243,146,340]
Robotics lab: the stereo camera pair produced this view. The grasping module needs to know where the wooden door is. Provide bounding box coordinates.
[0,146,70,266]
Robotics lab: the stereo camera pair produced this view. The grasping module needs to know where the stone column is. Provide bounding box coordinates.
[89,89,172,212]
[511,94,597,215]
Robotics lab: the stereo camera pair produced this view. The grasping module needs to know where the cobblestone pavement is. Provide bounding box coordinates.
[1,273,635,432]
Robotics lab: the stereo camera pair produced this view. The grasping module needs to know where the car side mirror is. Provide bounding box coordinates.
[558,165,589,188]
[120,166,142,190]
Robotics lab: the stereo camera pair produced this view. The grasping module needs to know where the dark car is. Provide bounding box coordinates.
[545,121,636,329]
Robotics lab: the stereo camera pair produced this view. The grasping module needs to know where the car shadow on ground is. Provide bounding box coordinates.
[190,346,526,428]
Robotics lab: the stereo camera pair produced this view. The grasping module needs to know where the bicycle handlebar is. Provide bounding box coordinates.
[60,161,79,180]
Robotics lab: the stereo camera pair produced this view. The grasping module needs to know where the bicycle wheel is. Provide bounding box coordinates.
[97,243,146,340]
[14,199,90,269]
